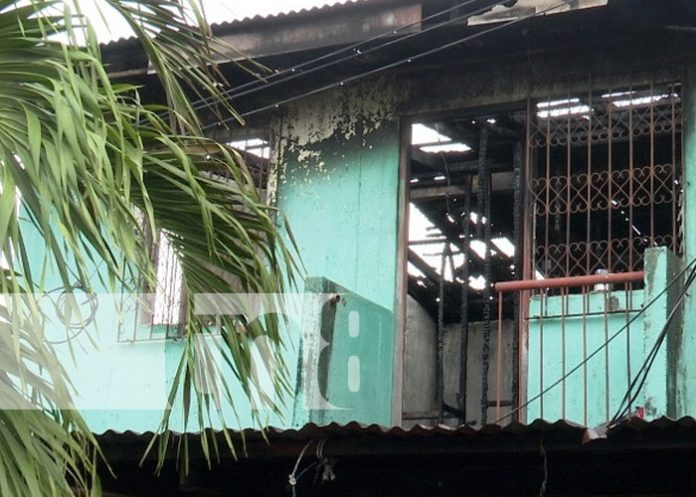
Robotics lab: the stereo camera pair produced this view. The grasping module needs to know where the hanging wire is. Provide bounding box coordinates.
[609,263,696,425]
[493,258,696,425]
[191,0,508,112]
[288,439,331,497]
[204,1,570,128]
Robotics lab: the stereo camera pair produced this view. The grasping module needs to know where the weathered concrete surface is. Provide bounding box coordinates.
[292,277,395,427]
[677,67,696,418]
[402,297,514,427]
[274,79,403,427]
[443,320,515,427]
[402,296,437,423]
[644,247,682,419]
[274,77,403,312]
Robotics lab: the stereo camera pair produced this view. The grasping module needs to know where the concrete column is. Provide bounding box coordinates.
[675,67,696,417]
[642,247,681,419]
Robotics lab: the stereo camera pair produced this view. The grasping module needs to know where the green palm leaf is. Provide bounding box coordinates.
[0,1,297,494]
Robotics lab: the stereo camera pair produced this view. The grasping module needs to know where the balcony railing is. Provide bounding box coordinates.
[494,271,648,427]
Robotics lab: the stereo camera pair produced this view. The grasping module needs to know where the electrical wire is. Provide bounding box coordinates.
[609,263,696,425]
[288,440,314,497]
[203,1,569,129]
[193,0,506,111]
[40,284,99,345]
[492,257,696,425]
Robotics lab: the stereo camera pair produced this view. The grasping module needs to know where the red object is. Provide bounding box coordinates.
[494,272,644,293]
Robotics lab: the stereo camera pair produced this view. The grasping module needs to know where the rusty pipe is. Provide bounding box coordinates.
[494,272,644,293]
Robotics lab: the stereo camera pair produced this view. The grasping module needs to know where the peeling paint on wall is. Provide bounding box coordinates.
[269,76,405,189]
[268,76,403,427]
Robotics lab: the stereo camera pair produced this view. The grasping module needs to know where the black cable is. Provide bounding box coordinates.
[609,264,696,425]
[193,0,496,111]
[203,1,569,129]
[493,257,696,425]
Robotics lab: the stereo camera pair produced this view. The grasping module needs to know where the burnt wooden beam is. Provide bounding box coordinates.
[411,172,514,199]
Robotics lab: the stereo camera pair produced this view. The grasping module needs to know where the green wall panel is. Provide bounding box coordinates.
[277,122,401,426]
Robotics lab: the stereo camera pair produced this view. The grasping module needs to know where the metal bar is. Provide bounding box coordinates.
[479,127,492,425]
[650,79,656,246]
[525,97,534,283]
[512,140,524,419]
[629,85,635,271]
[671,83,678,253]
[520,98,533,423]
[496,291,503,421]
[526,308,642,320]
[436,246,447,424]
[539,289,545,420]
[459,176,472,425]
[603,286,610,423]
[625,282,632,415]
[561,286,567,419]
[586,80,593,277]
[566,89,572,276]
[608,85,614,272]
[544,94,551,277]
[409,238,451,245]
[495,271,644,293]
[582,285,589,426]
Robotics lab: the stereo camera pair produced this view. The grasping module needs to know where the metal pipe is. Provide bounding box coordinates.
[494,271,644,293]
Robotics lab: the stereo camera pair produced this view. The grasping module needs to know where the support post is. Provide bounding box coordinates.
[676,67,696,417]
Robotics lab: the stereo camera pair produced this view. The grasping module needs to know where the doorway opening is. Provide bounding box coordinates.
[402,110,525,427]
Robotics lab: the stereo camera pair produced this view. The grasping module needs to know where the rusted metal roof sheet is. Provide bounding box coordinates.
[96,416,696,446]
[211,1,422,60]
[213,0,607,29]
[95,417,696,466]
[98,417,696,442]
[101,0,610,50]
[605,415,696,435]
[211,0,368,29]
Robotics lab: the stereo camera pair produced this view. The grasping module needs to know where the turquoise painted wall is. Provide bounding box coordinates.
[527,290,644,427]
[276,123,401,313]
[289,278,395,427]
[19,193,298,434]
[17,80,403,433]
[678,68,696,417]
[276,114,401,427]
[527,247,681,426]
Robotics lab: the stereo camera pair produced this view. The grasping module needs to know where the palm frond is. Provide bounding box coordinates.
[0,0,297,494]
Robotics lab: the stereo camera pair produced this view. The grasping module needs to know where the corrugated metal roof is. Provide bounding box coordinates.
[211,0,368,28]
[101,0,609,49]
[98,416,696,447]
[97,418,585,441]
[100,0,369,47]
